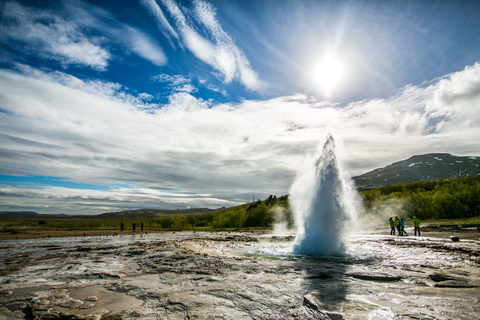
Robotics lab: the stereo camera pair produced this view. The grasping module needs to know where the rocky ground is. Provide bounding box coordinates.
[0,230,479,320]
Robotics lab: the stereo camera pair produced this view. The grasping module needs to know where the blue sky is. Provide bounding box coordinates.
[1,0,480,215]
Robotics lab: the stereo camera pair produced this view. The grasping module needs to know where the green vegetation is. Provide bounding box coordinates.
[0,218,123,231]
[0,195,292,232]
[148,195,292,230]
[361,176,480,220]
[1,177,479,232]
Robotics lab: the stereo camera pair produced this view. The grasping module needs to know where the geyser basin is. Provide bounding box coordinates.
[290,132,359,256]
[1,232,479,319]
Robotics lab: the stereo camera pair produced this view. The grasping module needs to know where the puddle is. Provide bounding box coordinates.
[53,284,143,316]
[124,274,169,289]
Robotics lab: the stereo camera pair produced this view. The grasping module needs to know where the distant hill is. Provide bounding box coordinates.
[0,211,39,215]
[353,153,480,189]
[0,208,214,221]
[97,208,214,220]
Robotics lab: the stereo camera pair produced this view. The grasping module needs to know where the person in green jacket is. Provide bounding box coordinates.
[389,217,395,235]
[394,216,401,235]
[413,216,421,236]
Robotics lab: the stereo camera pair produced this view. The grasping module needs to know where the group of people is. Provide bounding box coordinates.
[389,216,421,236]
[120,222,144,232]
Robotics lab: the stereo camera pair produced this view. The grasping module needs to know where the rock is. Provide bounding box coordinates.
[326,313,346,320]
[126,250,145,256]
[346,272,401,282]
[303,294,321,311]
[428,273,478,288]
[433,280,477,288]
[76,247,92,252]
[429,273,455,282]
[306,273,331,280]
[302,294,335,320]
[451,236,460,242]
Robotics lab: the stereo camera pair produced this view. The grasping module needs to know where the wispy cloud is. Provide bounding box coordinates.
[152,74,197,93]
[1,62,480,213]
[0,1,168,70]
[193,0,264,91]
[120,26,167,66]
[141,0,265,91]
[0,1,110,70]
[140,0,180,48]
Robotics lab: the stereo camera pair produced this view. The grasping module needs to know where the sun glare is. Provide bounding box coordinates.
[312,55,345,96]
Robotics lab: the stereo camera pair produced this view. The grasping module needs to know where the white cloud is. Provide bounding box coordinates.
[146,0,264,92]
[121,26,167,66]
[0,1,168,70]
[152,74,197,93]
[140,0,180,47]
[0,1,111,70]
[1,63,480,214]
[193,0,264,91]
[0,185,219,215]
[428,63,480,129]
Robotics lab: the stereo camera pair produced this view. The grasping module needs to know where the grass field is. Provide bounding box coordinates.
[1,213,479,241]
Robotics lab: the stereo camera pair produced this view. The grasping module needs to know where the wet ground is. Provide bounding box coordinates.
[0,231,479,320]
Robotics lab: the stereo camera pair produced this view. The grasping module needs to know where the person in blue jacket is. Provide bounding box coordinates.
[400,218,407,236]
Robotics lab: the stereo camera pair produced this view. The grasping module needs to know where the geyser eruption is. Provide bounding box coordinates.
[291,132,359,256]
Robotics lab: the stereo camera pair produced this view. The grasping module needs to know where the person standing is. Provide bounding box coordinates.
[413,216,421,236]
[395,216,401,236]
[132,222,136,232]
[400,218,407,236]
[141,221,144,232]
[389,217,395,235]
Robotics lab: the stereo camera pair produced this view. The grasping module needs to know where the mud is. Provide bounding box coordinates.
[0,231,479,319]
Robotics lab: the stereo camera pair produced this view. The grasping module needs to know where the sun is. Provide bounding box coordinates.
[312,55,345,96]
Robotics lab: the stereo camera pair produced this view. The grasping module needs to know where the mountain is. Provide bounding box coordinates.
[353,153,480,189]
[0,211,39,215]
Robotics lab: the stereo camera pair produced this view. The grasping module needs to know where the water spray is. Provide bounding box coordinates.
[290,132,359,256]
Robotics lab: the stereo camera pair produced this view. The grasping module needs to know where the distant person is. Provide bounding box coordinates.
[413,216,421,236]
[389,217,395,235]
[132,222,136,232]
[395,216,401,236]
[400,218,407,236]
[141,221,144,232]
[120,222,125,231]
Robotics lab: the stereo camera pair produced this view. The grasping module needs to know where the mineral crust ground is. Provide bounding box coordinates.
[0,230,479,319]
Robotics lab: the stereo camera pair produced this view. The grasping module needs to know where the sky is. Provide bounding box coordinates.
[1,0,480,215]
